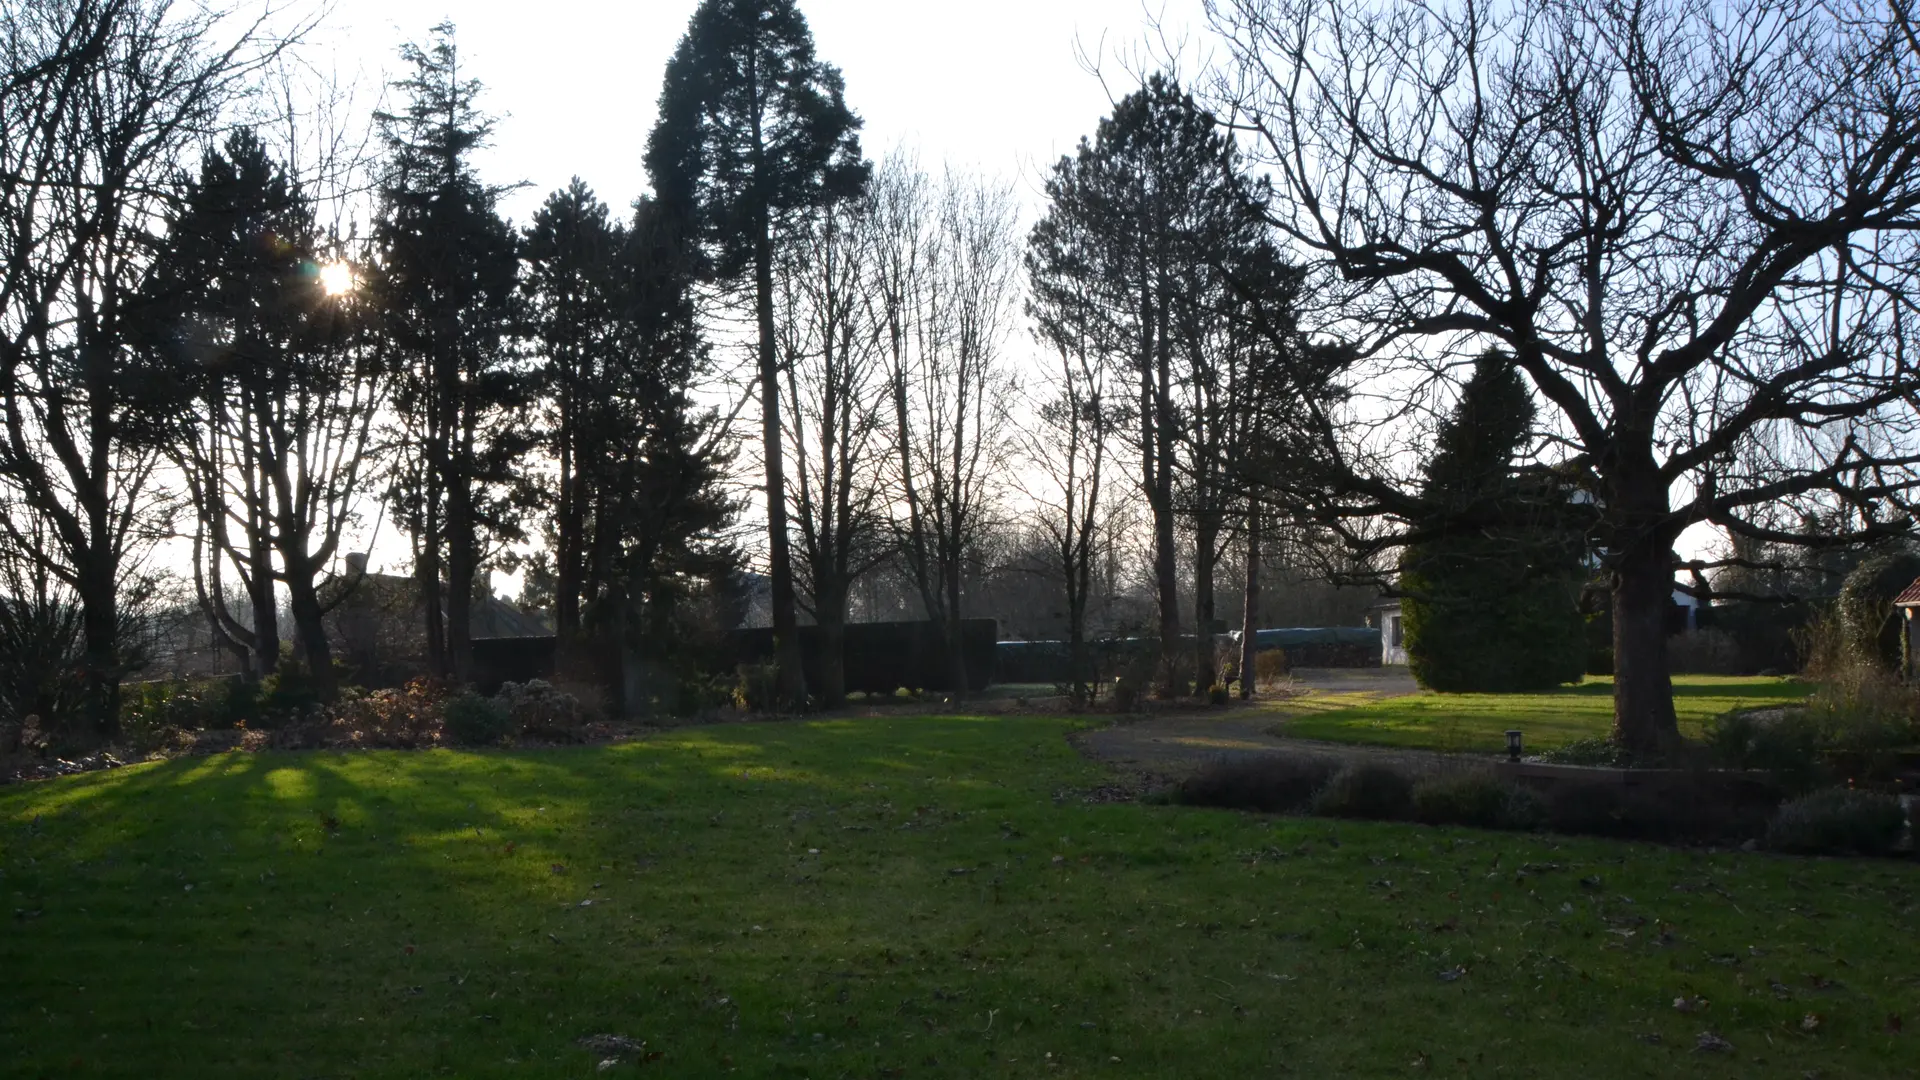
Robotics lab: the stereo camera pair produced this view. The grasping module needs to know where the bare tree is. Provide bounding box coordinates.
[0,0,301,738]
[872,158,1019,695]
[1014,340,1115,705]
[777,196,891,705]
[1204,0,1920,752]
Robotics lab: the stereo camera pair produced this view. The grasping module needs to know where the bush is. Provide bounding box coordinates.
[1706,708,1826,789]
[1541,774,1780,844]
[443,691,514,746]
[1175,755,1338,814]
[1539,736,1631,767]
[1253,649,1290,687]
[497,679,590,739]
[1207,683,1231,706]
[1836,550,1920,671]
[1668,629,1743,675]
[1311,763,1415,820]
[1766,787,1904,853]
[731,663,780,711]
[1709,670,1918,790]
[1411,772,1544,830]
[259,667,325,716]
[323,678,448,748]
[1766,787,1908,855]
[119,677,253,746]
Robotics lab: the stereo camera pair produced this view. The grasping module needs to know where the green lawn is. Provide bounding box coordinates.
[2,711,1913,1078]
[1276,675,1813,754]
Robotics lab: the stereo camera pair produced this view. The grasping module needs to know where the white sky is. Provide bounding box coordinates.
[314,0,1207,224]
[288,0,1719,586]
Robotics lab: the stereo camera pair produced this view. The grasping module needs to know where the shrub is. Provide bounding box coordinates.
[1836,550,1920,671]
[1207,683,1230,706]
[1668,629,1743,675]
[443,691,514,746]
[1709,671,1918,790]
[1542,775,1780,844]
[1766,788,1907,855]
[1253,649,1290,687]
[119,677,251,745]
[1311,763,1415,820]
[733,663,779,711]
[1539,736,1631,767]
[497,679,590,739]
[324,678,448,748]
[675,673,736,716]
[1706,708,1825,789]
[259,667,326,716]
[1175,755,1338,814]
[1411,772,1544,830]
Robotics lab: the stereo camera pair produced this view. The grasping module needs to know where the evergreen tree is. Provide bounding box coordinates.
[522,179,622,650]
[1399,351,1588,692]
[645,0,867,708]
[522,182,737,713]
[371,22,527,683]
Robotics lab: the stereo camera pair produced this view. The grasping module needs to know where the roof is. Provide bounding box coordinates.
[1895,576,1920,606]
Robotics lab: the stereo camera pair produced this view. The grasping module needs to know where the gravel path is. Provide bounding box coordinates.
[1069,667,1490,779]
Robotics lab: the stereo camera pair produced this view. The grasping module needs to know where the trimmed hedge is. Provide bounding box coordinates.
[1311,764,1414,820]
[733,619,998,693]
[1766,788,1907,855]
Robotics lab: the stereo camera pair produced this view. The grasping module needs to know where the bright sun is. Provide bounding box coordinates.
[318,261,354,297]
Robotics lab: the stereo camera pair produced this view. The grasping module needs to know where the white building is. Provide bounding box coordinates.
[1372,600,1407,665]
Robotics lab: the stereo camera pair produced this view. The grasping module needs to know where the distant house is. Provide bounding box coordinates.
[1372,600,1407,665]
[325,553,552,686]
[1893,576,1920,675]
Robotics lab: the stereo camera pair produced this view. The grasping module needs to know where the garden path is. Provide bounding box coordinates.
[1069,666,1478,778]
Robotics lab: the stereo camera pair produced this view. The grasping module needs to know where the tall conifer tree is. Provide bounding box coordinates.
[371,22,526,683]
[645,0,867,707]
[1399,351,1589,692]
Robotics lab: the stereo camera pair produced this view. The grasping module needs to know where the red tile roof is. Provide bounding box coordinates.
[1895,576,1920,606]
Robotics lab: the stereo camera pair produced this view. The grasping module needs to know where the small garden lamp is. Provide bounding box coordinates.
[1505,729,1523,763]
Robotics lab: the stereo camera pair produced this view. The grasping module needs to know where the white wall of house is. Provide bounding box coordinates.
[1377,602,1407,665]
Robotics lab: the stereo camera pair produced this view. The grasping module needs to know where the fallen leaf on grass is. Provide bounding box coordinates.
[577,1034,646,1056]
[1438,966,1467,983]
[1673,996,1707,1013]
[1801,1014,1822,1033]
[1693,1032,1733,1053]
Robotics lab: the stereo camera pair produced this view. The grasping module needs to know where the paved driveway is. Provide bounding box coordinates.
[1070,666,1447,778]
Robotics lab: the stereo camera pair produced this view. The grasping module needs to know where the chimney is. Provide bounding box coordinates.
[344,552,368,575]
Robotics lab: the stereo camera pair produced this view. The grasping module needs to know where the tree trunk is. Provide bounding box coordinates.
[446,474,474,685]
[555,404,582,642]
[78,551,119,743]
[279,537,336,700]
[1610,541,1680,756]
[420,459,446,677]
[1240,506,1259,700]
[816,582,847,707]
[1193,519,1218,695]
[944,570,968,698]
[247,518,279,677]
[756,221,807,709]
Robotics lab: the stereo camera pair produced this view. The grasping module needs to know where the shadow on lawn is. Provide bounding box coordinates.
[1,720,1059,1076]
[1550,678,1808,700]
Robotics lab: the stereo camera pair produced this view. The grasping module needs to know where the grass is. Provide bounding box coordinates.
[2,710,1913,1078]
[1275,674,1813,754]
